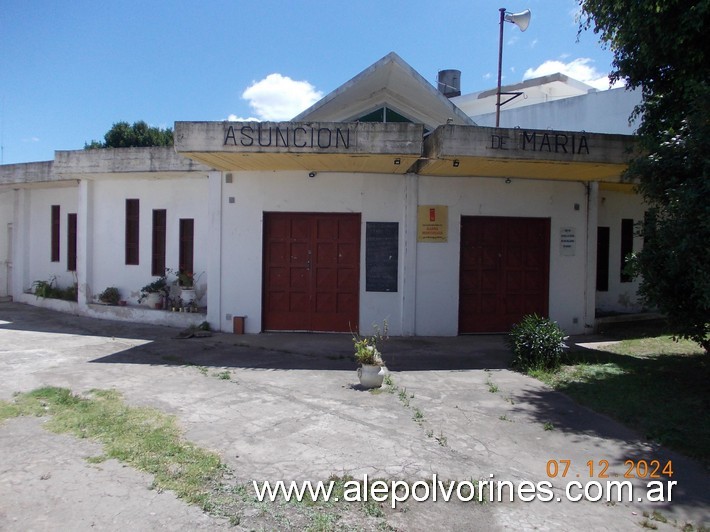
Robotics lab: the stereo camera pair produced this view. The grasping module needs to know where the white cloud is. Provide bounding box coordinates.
[523,58,622,90]
[226,114,260,122]
[22,136,40,143]
[235,73,323,121]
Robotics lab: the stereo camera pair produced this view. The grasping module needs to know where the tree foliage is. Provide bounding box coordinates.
[84,121,173,149]
[579,1,710,352]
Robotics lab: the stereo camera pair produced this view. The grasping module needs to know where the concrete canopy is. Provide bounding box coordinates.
[419,124,638,183]
[173,53,637,183]
[174,121,424,174]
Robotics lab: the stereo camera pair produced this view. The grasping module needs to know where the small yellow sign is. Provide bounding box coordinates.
[417,205,448,242]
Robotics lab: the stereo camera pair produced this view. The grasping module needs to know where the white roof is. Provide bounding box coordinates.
[451,73,598,117]
[293,52,475,130]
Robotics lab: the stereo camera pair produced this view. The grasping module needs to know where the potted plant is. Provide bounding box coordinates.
[353,322,388,389]
[97,287,120,305]
[176,269,200,304]
[138,275,169,308]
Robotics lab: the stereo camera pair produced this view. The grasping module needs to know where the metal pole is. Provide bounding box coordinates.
[496,7,506,128]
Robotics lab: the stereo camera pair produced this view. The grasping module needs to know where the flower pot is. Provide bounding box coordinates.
[357,364,386,389]
[144,292,162,308]
[180,288,196,304]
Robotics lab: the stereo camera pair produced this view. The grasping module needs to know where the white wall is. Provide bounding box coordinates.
[416,176,590,335]
[596,190,647,313]
[470,87,642,135]
[0,190,14,297]
[219,170,410,335]
[220,170,593,336]
[89,176,209,306]
[26,186,79,292]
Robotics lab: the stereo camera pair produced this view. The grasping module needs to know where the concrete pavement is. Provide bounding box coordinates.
[0,302,707,531]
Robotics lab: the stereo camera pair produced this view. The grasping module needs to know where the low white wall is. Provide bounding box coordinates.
[13,292,206,329]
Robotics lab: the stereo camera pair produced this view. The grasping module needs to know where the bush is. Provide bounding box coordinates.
[32,277,78,302]
[98,287,120,305]
[507,314,567,371]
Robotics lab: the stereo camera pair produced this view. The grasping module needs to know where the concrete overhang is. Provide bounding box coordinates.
[0,161,59,189]
[53,146,212,179]
[419,125,639,182]
[175,121,424,174]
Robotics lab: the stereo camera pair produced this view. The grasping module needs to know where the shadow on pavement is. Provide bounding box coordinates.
[0,302,512,371]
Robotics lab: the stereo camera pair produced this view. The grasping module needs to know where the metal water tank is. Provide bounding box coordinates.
[437,69,461,98]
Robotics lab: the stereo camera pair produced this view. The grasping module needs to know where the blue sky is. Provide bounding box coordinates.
[0,0,616,164]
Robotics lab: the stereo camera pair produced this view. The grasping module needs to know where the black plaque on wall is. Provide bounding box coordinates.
[366,222,398,292]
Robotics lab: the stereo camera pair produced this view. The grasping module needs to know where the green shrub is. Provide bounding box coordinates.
[98,287,121,305]
[32,278,56,298]
[507,314,567,371]
[32,277,78,302]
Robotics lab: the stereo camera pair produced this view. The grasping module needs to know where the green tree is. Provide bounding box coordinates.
[84,120,173,149]
[579,1,710,352]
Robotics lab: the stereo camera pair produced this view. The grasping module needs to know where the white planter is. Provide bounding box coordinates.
[180,288,196,303]
[144,292,163,309]
[357,364,386,389]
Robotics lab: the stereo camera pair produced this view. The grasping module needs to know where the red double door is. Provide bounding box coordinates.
[262,212,360,332]
[459,216,550,333]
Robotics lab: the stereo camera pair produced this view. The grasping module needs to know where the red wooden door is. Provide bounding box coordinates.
[263,212,360,332]
[459,216,550,333]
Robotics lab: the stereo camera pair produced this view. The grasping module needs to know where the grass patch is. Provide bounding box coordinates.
[1,387,223,509]
[412,408,424,423]
[0,387,395,530]
[528,330,709,463]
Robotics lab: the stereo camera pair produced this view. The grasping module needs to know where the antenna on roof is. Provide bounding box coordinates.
[496,8,532,127]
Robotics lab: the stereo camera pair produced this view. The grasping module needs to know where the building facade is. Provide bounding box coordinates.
[0,53,646,336]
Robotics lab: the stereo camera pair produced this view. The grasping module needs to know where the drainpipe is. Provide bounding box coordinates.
[584,181,599,333]
[206,171,223,331]
[401,173,418,336]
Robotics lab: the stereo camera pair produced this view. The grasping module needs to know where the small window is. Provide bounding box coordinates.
[355,106,413,124]
[125,199,140,265]
[179,218,194,278]
[596,226,610,292]
[67,213,77,272]
[620,219,634,282]
[151,209,167,276]
[51,205,60,262]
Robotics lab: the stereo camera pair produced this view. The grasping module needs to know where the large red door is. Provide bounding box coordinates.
[263,212,360,332]
[459,216,550,333]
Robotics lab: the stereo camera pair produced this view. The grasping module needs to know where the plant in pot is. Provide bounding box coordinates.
[98,287,120,305]
[138,275,169,309]
[353,321,388,389]
[175,269,202,305]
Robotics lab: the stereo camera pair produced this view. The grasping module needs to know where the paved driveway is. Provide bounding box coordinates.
[0,302,707,530]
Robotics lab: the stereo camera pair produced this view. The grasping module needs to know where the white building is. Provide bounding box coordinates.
[0,53,646,336]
